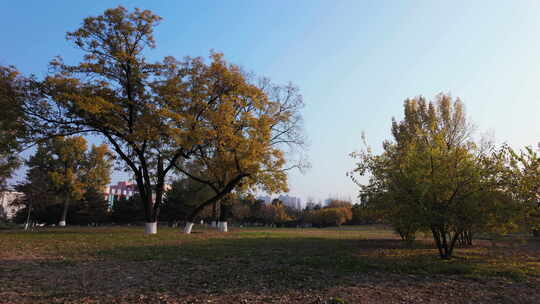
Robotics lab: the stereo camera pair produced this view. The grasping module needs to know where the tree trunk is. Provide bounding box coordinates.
[135,166,161,234]
[463,229,473,246]
[431,225,461,259]
[144,222,157,234]
[218,204,229,233]
[211,202,218,228]
[143,183,164,235]
[432,226,449,259]
[446,229,462,258]
[185,173,248,223]
[141,187,157,235]
[24,204,32,231]
[184,221,194,234]
[59,195,69,227]
[431,227,444,258]
[218,221,228,232]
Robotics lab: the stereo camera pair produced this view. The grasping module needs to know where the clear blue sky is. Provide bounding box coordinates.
[3,1,540,203]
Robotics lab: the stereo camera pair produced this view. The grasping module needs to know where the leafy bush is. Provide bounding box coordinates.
[306,207,352,227]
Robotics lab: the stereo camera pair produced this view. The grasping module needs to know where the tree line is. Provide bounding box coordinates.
[12,148,365,229]
[112,195,361,228]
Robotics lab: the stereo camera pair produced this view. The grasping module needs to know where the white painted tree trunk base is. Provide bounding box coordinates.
[145,222,157,234]
[211,221,217,228]
[58,221,66,227]
[218,221,228,232]
[184,222,194,234]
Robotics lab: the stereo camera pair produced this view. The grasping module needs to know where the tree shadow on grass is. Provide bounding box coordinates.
[94,236,489,283]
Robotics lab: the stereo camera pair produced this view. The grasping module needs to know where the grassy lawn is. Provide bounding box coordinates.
[1,225,539,303]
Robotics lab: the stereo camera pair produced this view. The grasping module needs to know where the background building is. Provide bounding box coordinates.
[104,181,171,207]
[278,194,302,210]
[256,194,303,210]
[256,195,272,204]
[104,181,138,206]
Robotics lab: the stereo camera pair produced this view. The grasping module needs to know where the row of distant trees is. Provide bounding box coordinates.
[107,196,360,228]
[0,6,307,234]
[348,95,540,259]
[13,170,365,228]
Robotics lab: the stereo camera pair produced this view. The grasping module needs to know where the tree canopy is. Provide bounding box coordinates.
[350,94,512,258]
[15,136,112,226]
[0,66,27,190]
[506,145,540,235]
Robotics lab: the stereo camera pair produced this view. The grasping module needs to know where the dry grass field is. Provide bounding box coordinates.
[1,225,539,303]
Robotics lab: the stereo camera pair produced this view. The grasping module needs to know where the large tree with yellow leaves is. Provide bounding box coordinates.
[23,7,306,234]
